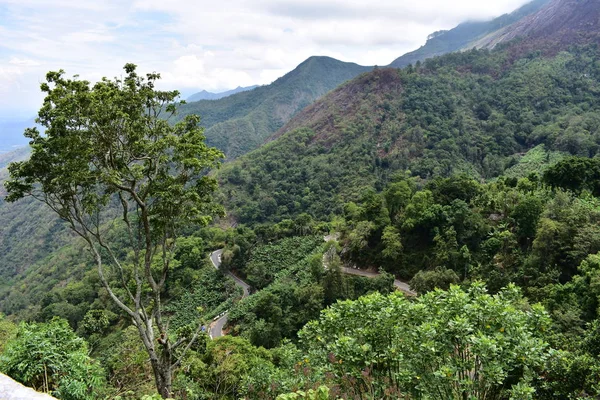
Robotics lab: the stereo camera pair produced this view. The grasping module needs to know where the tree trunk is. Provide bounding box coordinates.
[150,356,172,399]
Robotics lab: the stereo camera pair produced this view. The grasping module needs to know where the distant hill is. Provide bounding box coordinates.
[174,56,372,159]
[389,0,550,68]
[186,85,259,102]
[0,146,29,171]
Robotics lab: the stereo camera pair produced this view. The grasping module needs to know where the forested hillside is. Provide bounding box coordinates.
[218,44,600,224]
[3,0,600,399]
[174,56,371,159]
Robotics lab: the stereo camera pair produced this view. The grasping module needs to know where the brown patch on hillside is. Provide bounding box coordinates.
[478,0,600,51]
[269,68,404,148]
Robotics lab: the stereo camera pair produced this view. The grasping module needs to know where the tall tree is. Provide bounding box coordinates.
[4,64,224,398]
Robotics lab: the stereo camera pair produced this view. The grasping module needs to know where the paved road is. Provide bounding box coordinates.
[209,249,250,338]
[208,238,416,339]
[341,267,416,296]
[325,235,416,296]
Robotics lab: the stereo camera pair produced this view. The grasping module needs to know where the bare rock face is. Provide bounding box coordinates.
[0,374,56,400]
[475,0,600,49]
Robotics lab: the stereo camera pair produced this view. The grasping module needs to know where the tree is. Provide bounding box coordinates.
[0,318,105,399]
[543,157,600,196]
[381,226,403,262]
[4,64,224,398]
[300,283,552,399]
[409,267,460,293]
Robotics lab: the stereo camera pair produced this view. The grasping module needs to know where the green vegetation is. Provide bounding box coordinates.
[1,318,105,399]
[299,283,550,399]
[174,56,371,159]
[5,12,600,400]
[4,64,225,398]
[218,44,600,225]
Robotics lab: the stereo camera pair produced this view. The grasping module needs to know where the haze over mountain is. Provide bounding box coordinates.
[186,85,259,102]
[389,0,550,67]
[472,0,600,49]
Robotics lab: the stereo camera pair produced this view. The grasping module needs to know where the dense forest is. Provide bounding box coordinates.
[3,1,600,398]
[217,44,600,225]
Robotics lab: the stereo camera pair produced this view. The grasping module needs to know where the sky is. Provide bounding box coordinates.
[0,0,533,119]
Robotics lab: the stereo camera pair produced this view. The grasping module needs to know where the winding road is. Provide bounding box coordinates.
[207,238,415,339]
[341,267,416,296]
[209,249,250,338]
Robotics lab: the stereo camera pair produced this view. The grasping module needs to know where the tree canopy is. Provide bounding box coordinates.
[4,63,224,398]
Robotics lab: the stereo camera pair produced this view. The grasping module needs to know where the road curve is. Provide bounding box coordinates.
[341,267,416,296]
[209,249,250,339]
[325,235,416,296]
[208,239,416,339]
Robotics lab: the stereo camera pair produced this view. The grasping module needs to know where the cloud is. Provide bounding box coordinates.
[0,0,534,115]
[9,57,41,67]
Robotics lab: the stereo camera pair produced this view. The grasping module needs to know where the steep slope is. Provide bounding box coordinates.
[389,0,550,68]
[473,0,600,49]
[187,85,259,102]
[174,56,372,159]
[218,43,600,224]
[0,147,29,171]
[0,149,68,282]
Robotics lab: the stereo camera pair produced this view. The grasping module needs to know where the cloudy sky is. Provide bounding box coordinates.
[0,0,533,118]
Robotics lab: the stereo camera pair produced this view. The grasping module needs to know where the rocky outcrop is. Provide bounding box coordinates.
[0,374,56,400]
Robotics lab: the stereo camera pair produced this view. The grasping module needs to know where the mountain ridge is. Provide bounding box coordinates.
[186,85,259,102]
[389,0,551,68]
[174,56,372,159]
[472,0,600,49]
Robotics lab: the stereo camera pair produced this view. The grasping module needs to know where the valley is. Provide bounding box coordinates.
[1,0,600,398]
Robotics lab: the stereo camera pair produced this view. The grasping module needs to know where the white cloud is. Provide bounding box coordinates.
[0,0,534,115]
[9,57,41,67]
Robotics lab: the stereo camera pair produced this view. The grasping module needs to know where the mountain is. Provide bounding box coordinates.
[174,56,372,159]
[472,0,600,49]
[1,0,598,316]
[0,146,29,171]
[389,0,550,68]
[218,41,600,223]
[186,85,259,102]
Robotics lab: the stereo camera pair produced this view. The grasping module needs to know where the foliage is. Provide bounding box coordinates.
[239,236,323,289]
[218,45,600,225]
[4,63,224,398]
[409,267,460,293]
[276,386,330,400]
[172,336,276,399]
[0,314,17,354]
[544,156,600,196]
[0,317,105,399]
[299,283,552,399]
